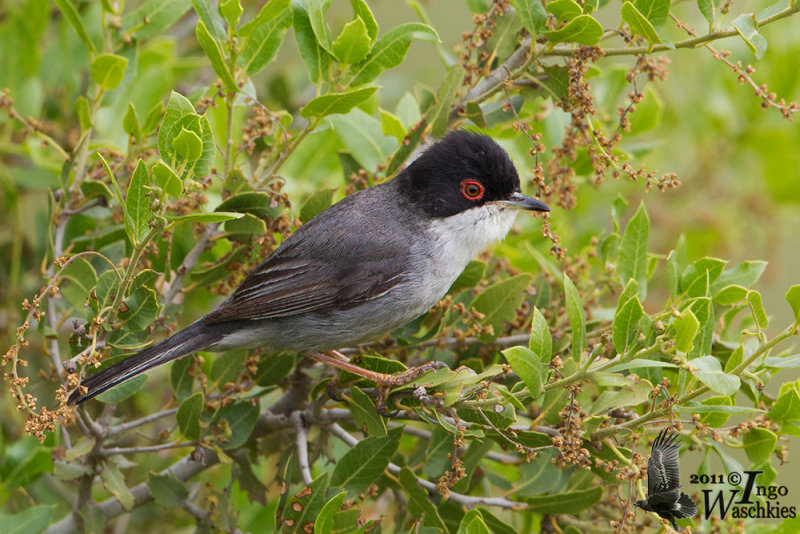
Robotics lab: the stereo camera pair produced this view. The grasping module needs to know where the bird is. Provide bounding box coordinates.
[67,130,550,406]
[634,428,698,531]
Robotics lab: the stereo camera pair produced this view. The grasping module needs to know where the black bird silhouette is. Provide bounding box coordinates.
[634,428,698,531]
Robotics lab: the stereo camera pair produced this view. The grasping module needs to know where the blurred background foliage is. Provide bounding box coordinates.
[1,0,800,532]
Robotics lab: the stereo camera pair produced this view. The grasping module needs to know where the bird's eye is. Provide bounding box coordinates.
[460,179,485,201]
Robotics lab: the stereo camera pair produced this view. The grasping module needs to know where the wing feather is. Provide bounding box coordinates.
[647,429,683,496]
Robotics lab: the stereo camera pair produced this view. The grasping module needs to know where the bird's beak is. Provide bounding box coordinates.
[492,192,550,212]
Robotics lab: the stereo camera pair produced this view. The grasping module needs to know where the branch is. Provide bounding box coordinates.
[293,412,313,486]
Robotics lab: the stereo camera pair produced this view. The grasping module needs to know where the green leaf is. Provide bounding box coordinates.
[219,0,243,29]
[239,7,292,75]
[564,274,587,359]
[126,159,151,244]
[171,357,195,402]
[713,284,749,305]
[239,0,290,36]
[672,310,699,353]
[349,0,378,42]
[622,3,660,45]
[331,427,402,497]
[464,101,487,128]
[122,0,192,40]
[300,188,336,223]
[314,492,346,534]
[152,160,183,198]
[158,92,196,162]
[592,379,652,413]
[96,372,149,404]
[398,468,447,530]
[301,86,379,118]
[281,472,330,532]
[682,257,726,296]
[529,306,552,363]
[349,386,387,436]
[429,65,464,137]
[633,0,671,28]
[307,0,334,53]
[769,388,800,422]
[674,402,760,415]
[510,0,548,35]
[547,0,583,22]
[785,285,800,324]
[503,346,543,398]
[196,20,238,92]
[451,260,486,293]
[349,23,439,86]
[328,109,397,171]
[763,353,800,369]
[689,297,713,358]
[743,427,777,464]
[732,13,768,60]
[472,273,533,340]
[380,109,406,142]
[76,96,92,130]
[520,486,603,513]
[711,260,767,294]
[90,54,129,91]
[613,293,644,354]
[605,359,677,372]
[542,15,603,45]
[747,290,769,330]
[618,202,649,300]
[293,0,331,84]
[332,16,371,64]
[692,356,740,396]
[177,391,204,440]
[104,462,135,511]
[166,212,243,224]
[666,250,680,296]
[224,212,267,236]
[214,401,259,449]
[61,258,98,309]
[216,191,278,217]
[0,505,53,534]
[697,0,721,23]
[172,127,203,163]
[583,0,599,13]
[192,0,227,42]
[210,351,248,386]
[54,0,96,53]
[123,102,140,137]
[148,471,189,509]
[457,509,491,534]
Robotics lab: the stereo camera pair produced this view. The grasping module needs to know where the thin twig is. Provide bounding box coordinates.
[100,441,195,456]
[293,412,313,485]
[106,407,178,436]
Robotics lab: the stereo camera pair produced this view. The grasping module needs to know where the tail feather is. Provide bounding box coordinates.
[68,320,219,405]
[675,492,698,518]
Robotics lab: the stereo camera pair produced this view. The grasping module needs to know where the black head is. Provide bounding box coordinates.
[399,130,549,218]
[634,499,650,511]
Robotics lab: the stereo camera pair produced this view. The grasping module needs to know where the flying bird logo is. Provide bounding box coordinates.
[634,428,698,530]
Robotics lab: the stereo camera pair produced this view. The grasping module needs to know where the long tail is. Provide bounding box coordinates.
[675,492,698,518]
[67,320,222,405]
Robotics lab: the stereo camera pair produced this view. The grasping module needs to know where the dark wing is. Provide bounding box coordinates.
[647,428,682,497]
[204,188,413,323]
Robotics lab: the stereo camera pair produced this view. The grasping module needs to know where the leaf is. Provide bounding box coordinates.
[743,428,777,464]
[692,356,740,396]
[281,472,330,532]
[682,257,726,296]
[177,391,204,440]
[171,357,195,402]
[196,20,238,92]
[349,0,378,42]
[429,64,464,137]
[314,492,346,534]
[622,3,661,45]
[605,359,677,372]
[158,91,197,163]
[0,505,54,534]
[674,403,761,415]
[713,284,748,305]
[769,388,800,422]
[732,13,768,60]
[122,0,192,40]
[697,0,721,23]
[633,0,671,28]
[123,102,140,137]
[472,274,533,340]
[300,188,336,223]
[96,374,149,404]
[503,346,543,398]
[613,293,644,354]
[763,353,800,369]
[218,0,243,28]
[192,0,227,42]
[210,351,248,386]
[172,127,203,163]
[510,0,548,35]
[239,0,290,36]
[398,468,447,531]
[592,379,652,414]
[564,274,587,359]
[332,16,371,64]
[328,108,397,171]
[672,310,699,353]
[307,0,334,53]
[618,203,650,300]
[331,426,402,497]
[547,0,583,22]
[167,212,243,224]
[519,486,603,513]
[529,306,552,363]
[747,290,769,330]
[54,0,96,52]
[216,191,277,217]
[224,213,267,236]
[126,159,151,244]
[292,0,331,84]
[457,509,491,534]
[148,471,189,509]
[349,23,439,86]
[214,402,259,449]
[300,86,379,118]
[239,7,292,75]
[542,15,603,45]
[349,386,387,436]
[104,462,135,511]
[380,109,406,142]
[666,250,680,296]
[90,54,129,90]
[152,160,183,197]
[785,285,800,324]
[711,260,767,294]
[61,258,97,309]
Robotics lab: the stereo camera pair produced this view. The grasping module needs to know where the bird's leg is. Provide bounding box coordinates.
[309,351,447,415]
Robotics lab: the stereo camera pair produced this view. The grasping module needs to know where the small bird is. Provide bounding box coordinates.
[68,130,549,406]
[634,428,698,531]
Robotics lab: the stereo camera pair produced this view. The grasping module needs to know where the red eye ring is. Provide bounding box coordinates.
[460,179,485,201]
